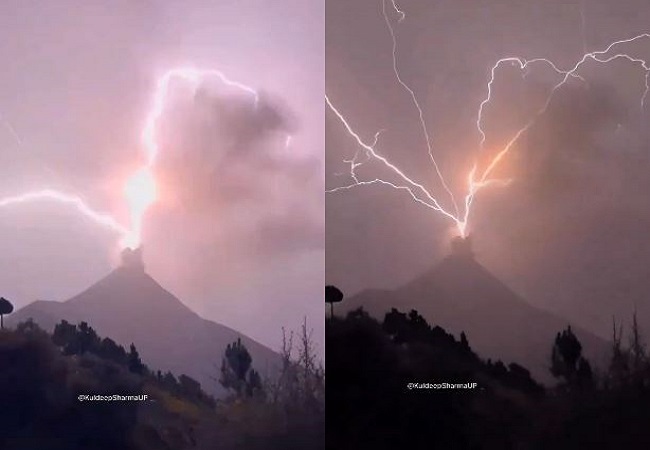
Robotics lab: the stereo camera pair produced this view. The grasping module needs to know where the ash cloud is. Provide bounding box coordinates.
[492,80,630,206]
[192,88,298,154]
[146,82,323,289]
[475,74,650,337]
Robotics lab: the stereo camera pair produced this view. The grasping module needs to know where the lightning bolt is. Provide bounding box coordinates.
[381,0,458,216]
[122,66,261,248]
[0,66,268,251]
[465,33,650,226]
[0,190,129,236]
[327,0,650,238]
[0,114,24,147]
[141,67,259,167]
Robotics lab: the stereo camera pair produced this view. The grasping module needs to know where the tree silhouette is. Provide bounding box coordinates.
[460,331,471,354]
[219,338,261,397]
[246,369,263,397]
[551,325,593,389]
[609,316,629,388]
[576,357,593,387]
[77,322,100,355]
[127,343,145,375]
[179,374,202,399]
[15,318,47,338]
[97,337,127,365]
[630,310,646,376]
[162,371,179,393]
[53,320,80,354]
[325,285,344,318]
[0,297,13,329]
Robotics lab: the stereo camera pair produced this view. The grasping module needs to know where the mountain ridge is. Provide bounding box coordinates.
[341,237,610,383]
[7,248,280,397]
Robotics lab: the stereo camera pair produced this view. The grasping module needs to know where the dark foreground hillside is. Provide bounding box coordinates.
[0,319,324,450]
[326,306,650,450]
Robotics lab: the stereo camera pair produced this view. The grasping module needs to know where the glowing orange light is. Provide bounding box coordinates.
[121,167,157,248]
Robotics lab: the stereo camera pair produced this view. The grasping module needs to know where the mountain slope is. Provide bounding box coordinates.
[7,248,280,397]
[341,237,609,383]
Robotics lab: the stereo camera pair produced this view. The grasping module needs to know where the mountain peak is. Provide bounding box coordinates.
[121,247,145,272]
[344,234,608,384]
[8,249,280,398]
[450,235,474,260]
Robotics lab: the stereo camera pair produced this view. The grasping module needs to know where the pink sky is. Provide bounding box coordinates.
[0,0,323,355]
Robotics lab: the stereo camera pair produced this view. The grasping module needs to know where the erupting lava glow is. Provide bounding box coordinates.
[327,0,650,238]
[0,66,262,250]
[122,166,157,249]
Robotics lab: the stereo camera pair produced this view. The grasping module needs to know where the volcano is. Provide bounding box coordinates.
[341,236,609,383]
[7,248,280,397]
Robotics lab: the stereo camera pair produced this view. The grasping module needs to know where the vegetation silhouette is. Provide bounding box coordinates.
[127,343,146,375]
[219,338,263,398]
[327,304,544,450]
[208,319,324,449]
[0,297,13,329]
[326,285,650,449]
[1,320,148,449]
[1,316,324,449]
[551,325,593,390]
[325,285,343,318]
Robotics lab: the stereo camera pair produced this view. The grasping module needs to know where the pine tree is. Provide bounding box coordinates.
[127,343,145,374]
[219,338,261,398]
[630,310,646,376]
[551,325,592,389]
[608,315,629,388]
